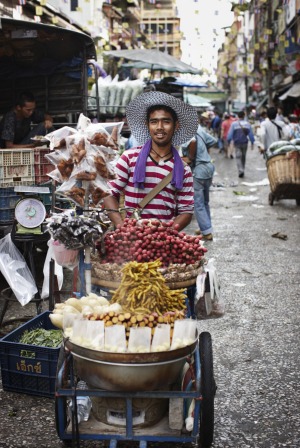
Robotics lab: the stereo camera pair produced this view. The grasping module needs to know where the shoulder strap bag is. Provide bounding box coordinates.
[137,170,173,211]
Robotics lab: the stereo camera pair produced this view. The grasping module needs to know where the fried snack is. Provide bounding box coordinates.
[70,138,86,164]
[89,185,110,206]
[110,260,187,315]
[76,170,97,181]
[57,158,74,179]
[94,154,116,179]
[66,186,85,207]
[54,138,66,149]
[89,132,117,150]
[110,126,119,145]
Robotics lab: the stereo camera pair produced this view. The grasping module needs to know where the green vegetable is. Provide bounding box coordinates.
[19,328,63,348]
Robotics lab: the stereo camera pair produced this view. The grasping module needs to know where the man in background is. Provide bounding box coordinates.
[227,110,255,178]
[259,106,289,154]
[0,91,54,148]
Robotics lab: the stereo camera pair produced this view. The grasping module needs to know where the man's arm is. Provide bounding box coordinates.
[102,195,123,228]
[172,213,193,231]
[4,140,35,148]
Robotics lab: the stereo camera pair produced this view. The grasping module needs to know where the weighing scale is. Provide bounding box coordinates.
[14,186,50,234]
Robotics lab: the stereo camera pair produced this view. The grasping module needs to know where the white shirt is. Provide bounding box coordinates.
[260,118,290,150]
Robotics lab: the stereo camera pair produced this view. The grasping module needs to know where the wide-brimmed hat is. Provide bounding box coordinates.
[201,111,210,119]
[126,91,198,146]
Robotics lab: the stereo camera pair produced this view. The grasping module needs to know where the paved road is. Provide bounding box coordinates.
[0,143,299,447]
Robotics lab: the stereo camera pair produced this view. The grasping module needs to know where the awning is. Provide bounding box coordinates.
[279,81,300,100]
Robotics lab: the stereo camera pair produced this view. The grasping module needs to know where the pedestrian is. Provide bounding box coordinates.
[221,112,235,158]
[0,91,54,149]
[287,114,300,140]
[103,90,199,231]
[227,110,255,178]
[259,106,290,154]
[210,110,222,152]
[181,125,217,241]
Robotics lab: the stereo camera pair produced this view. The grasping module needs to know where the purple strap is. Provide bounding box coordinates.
[132,139,184,190]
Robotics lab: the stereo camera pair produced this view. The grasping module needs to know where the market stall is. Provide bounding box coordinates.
[0,111,221,447]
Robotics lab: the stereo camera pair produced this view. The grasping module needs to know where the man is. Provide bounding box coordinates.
[182,125,217,241]
[103,91,199,231]
[0,91,54,148]
[259,106,289,154]
[227,110,255,178]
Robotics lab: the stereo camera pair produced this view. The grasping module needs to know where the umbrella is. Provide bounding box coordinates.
[103,49,201,75]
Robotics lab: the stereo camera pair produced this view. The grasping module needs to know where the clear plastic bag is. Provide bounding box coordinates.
[195,258,225,319]
[170,319,197,350]
[128,327,151,353]
[151,324,170,352]
[0,233,38,306]
[51,239,79,269]
[104,325,127,353]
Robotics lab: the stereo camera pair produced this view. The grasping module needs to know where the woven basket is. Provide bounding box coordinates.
[91,277,197,290]
[267,152,300,196]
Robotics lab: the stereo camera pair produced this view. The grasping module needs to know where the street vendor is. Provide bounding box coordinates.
[0,91,54,149]
[103,91,199,231]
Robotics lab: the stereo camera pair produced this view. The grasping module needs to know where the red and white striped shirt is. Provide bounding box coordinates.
[109,147,194,221]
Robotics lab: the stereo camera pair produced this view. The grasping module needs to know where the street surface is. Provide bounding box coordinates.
[0,143,299,447]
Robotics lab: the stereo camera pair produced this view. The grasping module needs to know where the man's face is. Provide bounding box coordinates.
[147,109,179,147]
[18,101,36,118]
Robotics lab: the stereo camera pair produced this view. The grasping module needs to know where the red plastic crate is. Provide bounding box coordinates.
[33,147,51,165]
[34,163,54,184]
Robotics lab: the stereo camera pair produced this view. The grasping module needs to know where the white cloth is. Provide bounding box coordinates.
[260,118,290,150]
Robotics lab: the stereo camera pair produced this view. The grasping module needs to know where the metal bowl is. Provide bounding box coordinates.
[65,338,198,391]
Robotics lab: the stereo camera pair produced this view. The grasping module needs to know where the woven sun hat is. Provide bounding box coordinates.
[201,111,211,119]
[126,91,198,147]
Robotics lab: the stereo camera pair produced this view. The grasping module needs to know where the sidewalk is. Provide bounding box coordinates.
[0,144,299,447]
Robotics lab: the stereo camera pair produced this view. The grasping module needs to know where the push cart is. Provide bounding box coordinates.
[267,151,300,206]
[55,327,216,448]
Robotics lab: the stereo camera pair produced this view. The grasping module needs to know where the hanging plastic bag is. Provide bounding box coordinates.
[195,258,224,319]
[0,233,38,306]
[41,238,63,299]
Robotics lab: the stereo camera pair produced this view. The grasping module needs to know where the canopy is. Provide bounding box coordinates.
[103,49,201,75]
[279,81,300,100]
[184,93,212,108]
[150,77,207,88]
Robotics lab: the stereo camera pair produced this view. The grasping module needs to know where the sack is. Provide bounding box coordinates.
[0,233,38,306]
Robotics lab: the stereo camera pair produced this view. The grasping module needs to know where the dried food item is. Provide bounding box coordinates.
[89,132,117,150]
[57,158,74,180]
[47,214,103,249]
[55,138,66,149]
[70,138,87,164]
[66,186,86,207]
[110,126,119,144]
[89,184,110,207]
[94,154,116,179]
[76,171,97,181]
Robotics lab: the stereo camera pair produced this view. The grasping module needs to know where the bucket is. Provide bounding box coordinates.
[51,240,79,268]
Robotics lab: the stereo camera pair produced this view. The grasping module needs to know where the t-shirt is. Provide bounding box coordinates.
[109,147,194,221]
[0,109,44,147]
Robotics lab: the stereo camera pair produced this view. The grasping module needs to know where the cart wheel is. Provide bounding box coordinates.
[199,332,215,448]
[268,192,274,206]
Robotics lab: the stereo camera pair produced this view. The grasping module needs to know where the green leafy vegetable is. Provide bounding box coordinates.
[19,328,63,348]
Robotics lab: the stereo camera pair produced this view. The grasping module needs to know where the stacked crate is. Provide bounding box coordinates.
[0,148,53,225]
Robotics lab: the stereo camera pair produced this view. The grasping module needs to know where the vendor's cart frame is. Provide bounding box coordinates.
[55,329,215,448]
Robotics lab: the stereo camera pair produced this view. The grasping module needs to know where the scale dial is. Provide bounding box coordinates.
[15,198,46,228]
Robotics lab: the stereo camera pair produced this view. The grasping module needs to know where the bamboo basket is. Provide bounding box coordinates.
[91,276,197,290]
[266,151,300,200]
